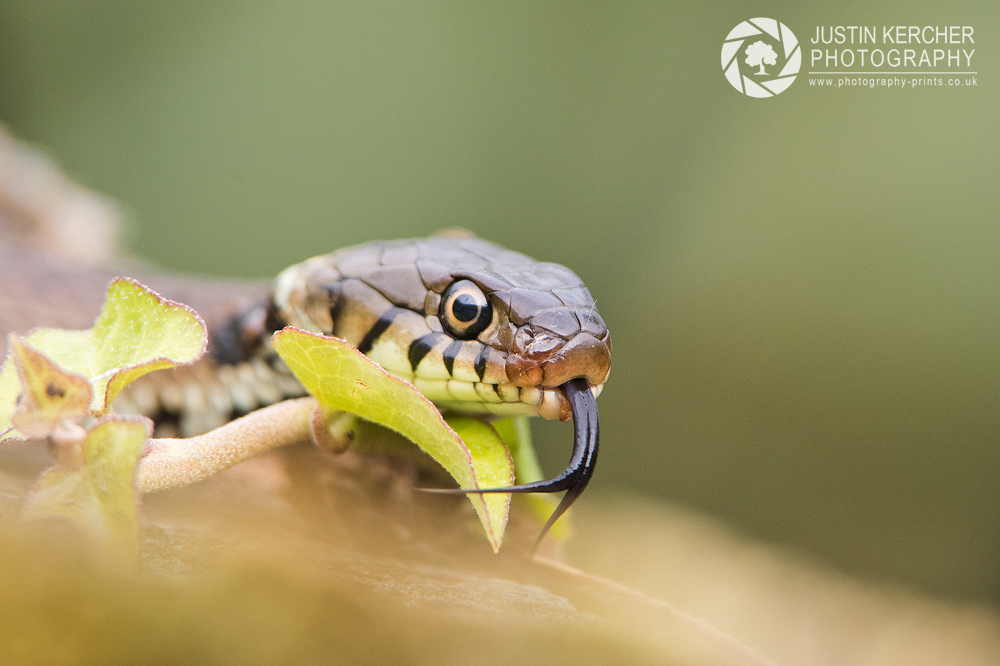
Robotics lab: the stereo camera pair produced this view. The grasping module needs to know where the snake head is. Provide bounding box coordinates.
[270,235,611,422]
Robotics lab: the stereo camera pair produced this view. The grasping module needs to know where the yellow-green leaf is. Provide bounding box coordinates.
[0,278,206,440]
[23,416,151,557]
[30,278,207,410]
[6,335,93,439]
[272,327,514,552]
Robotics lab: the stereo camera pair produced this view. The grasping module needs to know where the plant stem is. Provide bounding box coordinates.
[137,397,317,493]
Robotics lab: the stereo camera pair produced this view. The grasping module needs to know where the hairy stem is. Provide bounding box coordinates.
[137,397,317,493]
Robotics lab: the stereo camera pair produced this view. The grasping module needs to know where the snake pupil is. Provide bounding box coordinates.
[452,295,480,322]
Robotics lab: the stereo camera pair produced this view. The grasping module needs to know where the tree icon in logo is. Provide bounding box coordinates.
[745,41,777,76]
[721,18,799,97]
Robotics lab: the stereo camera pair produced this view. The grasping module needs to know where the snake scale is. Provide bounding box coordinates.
[3,231,612,538]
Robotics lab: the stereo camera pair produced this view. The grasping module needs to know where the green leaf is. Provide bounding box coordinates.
[4,335,92,439]
[443,414,515,518]
[1,278,207,440]
[28,277,207,410]
[272,327,514,552]
[23,416,151,557]
[494,416,570,541]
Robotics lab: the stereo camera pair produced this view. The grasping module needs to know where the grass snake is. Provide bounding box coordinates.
[3,231,612,541]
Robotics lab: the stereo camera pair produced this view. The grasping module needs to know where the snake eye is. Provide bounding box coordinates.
[440,280,493,340]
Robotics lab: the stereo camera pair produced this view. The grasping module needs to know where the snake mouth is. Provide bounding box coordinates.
[420,376,600,549]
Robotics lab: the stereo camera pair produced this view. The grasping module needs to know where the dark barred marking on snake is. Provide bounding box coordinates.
[408,333,443,372]
[356,307,405,354]
[440,339,462,376]
[474,347,489,382]
[116,231,611,544]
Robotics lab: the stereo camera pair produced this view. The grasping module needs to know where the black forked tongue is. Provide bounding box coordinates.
[421,377,599,550]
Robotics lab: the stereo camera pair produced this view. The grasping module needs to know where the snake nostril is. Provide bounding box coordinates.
[512,326,534,353]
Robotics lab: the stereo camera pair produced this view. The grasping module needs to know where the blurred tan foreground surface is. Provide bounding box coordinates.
[0,442,997,666]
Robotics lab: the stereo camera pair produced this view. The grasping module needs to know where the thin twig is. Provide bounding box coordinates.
[137,397,317,494]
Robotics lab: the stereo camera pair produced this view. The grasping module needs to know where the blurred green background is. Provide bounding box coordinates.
[1,0,997,603]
